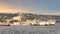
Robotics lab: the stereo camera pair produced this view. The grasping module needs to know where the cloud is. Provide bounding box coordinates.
[0,2,29,13]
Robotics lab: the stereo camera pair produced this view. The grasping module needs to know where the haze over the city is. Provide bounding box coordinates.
[0,0,60,15]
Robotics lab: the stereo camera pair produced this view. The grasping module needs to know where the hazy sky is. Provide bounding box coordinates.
[0,0,60,15]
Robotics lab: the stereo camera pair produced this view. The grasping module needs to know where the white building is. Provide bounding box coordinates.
[13,16,22,21]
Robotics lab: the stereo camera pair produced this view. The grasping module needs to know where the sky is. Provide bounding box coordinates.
[0,0,60,15]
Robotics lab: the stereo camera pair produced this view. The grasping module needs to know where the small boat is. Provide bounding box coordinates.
[0,24,10,26]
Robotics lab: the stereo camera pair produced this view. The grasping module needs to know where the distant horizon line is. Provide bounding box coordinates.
[0,11,59,15]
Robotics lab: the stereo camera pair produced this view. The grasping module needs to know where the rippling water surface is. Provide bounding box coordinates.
[0,25,59,34]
